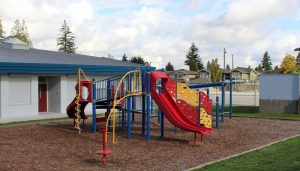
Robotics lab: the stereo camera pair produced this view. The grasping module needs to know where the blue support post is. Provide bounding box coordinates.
[229,78,233,119]
[141,69,146,136]
[198,92,201,125]
[122,109,125,128]
[157,85,162,124]
[207,88,210,99]
[127,75,131,139]
[132,96,135,124]
[221,76,225,123]
[107,79,111,120]
[92,78,97,133]
[216,96,219,128]
[151,98,154,115]
[160,68,164,138]
[146,71,151,142]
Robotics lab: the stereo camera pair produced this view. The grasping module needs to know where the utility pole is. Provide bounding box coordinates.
[223,48,226,75]
[232,54,234,69]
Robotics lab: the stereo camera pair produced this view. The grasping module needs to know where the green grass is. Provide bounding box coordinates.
[196,136,300,171]
[213,106,300,120]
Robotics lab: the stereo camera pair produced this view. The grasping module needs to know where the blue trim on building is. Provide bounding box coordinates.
[0,62,155,74]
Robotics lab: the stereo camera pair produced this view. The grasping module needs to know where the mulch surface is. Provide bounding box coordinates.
[1,116,300,171]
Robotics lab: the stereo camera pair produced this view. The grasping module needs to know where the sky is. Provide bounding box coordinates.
[1,0,300,69]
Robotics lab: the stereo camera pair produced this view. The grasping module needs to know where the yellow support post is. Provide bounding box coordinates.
[105,68,142,144]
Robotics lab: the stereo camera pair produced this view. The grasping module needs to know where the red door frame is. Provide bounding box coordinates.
[38,83,47,112]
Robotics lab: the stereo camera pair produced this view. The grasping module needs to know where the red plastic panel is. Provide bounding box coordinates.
[165,79,177,99]
[79,80,93,102]
[200,92,212,114]
[176,99,199,124]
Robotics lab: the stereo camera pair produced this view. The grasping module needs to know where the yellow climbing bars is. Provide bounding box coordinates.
[105,69,143,143]
[200,108,212,128]
[74,68,90,134]
[177,82,199,107]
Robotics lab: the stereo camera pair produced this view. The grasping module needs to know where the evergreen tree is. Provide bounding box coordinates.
[274,65,280,71]
[261,51,273,71]
[248,65,251,69]
[0,17,5,37]
[255,64,263,72]
[206,61,211,70]
[129,56,147,65]
[226,64,230,70]
[165,61,174,71]
[57,20,76,53]
[210,59,222,82]
[122,53,128,61]
[184,42,203,71]
[10,19,32,46]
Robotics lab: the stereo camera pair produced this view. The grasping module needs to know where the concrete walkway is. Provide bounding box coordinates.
[0,112,67,124]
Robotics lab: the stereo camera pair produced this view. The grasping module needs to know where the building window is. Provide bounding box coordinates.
[9,76,31,105]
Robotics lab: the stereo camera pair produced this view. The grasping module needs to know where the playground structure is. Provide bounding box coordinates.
[66,68,233,163]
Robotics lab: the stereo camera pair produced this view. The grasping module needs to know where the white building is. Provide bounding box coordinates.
[0,38,153,120]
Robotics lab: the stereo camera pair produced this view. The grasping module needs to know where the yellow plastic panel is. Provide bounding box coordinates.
[176,82,199,107]
[200,108,212,128]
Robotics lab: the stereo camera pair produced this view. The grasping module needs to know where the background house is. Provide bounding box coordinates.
[166,69,197,83]
[0,38,154,120]
[231,67,258,81]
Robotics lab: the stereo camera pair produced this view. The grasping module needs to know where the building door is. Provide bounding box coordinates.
[39,84,47,112]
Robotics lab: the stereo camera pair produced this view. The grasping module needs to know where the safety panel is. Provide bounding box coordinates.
[177,82,199,107]
[165,79,177,101]
[200,108,212,128]
[200,92,212,114]
[176,99,199,124]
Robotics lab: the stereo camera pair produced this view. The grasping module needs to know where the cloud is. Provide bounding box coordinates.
[0,0,300,70]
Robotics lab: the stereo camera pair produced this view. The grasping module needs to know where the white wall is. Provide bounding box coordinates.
[48,77,61,113]
[0,74,38,118]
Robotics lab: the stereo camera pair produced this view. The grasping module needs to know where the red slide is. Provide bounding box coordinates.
[150,71,212,135]
[66,98,88,119]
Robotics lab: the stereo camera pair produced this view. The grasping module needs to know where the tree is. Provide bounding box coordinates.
[129,56,147,65]
[226,64,230,70]
[184,42,203,71]
[280,54,297,73]
[165,62,174,71]
[57,20,76,53]
[210,59,222,82]
[122,54,128,61]
[0,17,5,37]
[255,64,263,72]
[107,53,114,59]
[10,19,32,46]
[261,51,273,71]
[206,61,211,70]
[248,65,251,69]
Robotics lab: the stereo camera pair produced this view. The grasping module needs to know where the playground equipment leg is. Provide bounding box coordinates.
[221,76,225,123]
[92,78,97,133]
[151,98,154,115]
[194,133,197,145]
[160,111,164,138]
[131,96,135,124]
[127,85,131,139]
[96,127,112,164]
[146,72,151,142]
[200,134,204,142]
[216,96,219,128]
[229,78,233,119]
[121,109,125,128]
[142,70,146,136]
